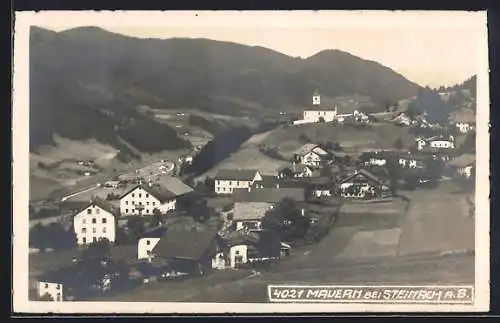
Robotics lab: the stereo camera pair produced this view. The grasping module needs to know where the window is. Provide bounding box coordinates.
[146,193,149,198]
[103,228,107,233]
[146,240,150,245]
[132,193,135,197]
[146,202,150,206]
[125,208,129,213]
[92,218,96,224]
[152,202,155,206]
[56,284,60,290]
[93,237,97,242]
[82,237,87,244]
[44,283,48,288]
[139,202,142,205]
[132,201,135,205]
[145,209,149,214]
[102,218,107,224]
[87,209,92,214]
[139,193,142,198]
[93,228,97,233]
[96,209,100,214]
[82,219,86,224]
[56,293,61,301]
[82,228,87,234]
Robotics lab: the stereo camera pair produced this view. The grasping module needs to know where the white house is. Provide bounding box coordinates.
[416,136,455,151]
[337,169,390,199]
[214,169,262,195]
[393,112,412,126]
[38,281,63,302]
[137,237,161,260]
[455,122,475,134]
[119,184,176,216]
[293,144,330,168]
[73,200,118,246]
[225,231,282,268]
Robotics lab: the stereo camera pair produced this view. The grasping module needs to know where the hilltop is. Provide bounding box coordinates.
[30,26,422,153]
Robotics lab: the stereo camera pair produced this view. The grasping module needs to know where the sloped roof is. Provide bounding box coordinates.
[233,202,273,221]
[338,169,383,185]
[120,184,176,203]
[294,143,321,156]
[224,230,281,257]
[448,154,476,167]
[253,175,280,188]
[155,176,194,196]
[152,229,219,261]
[278,163,311,174]
[233,187,306,203]
[214,169,259,181]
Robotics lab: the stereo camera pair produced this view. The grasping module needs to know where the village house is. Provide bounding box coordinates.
[152,175,195,204]
[278,162,313,179]
[448,154,476,179]
[336,169,390,199]
[395,152,427,169]
[73,200,118,246]
[293,143,331,168]
[119,183,177,216]
[306,177,334,198]
[251,175,281,189]
[214,169,262,195]
[224,230,283,268]
[449,109,476,134]
[358,150,389,167]
[232,202,274,232]
[150,228,227,275]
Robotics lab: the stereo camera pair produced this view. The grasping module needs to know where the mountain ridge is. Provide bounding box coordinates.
[29,26,423,154]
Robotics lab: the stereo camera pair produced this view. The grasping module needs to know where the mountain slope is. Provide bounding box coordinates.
[29,26,422,153]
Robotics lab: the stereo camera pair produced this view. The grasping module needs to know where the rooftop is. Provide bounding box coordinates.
[233,202,273,221]
[151,229,219,261]
[154,176,194,197]
[233,187,306,203]
[214,169,259,181]
[120,184,177,203]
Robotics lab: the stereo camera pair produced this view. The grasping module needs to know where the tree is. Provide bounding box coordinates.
[393,138,404,151]
[80,238,111,262]
[262,198,310,241]
[325,141,334,150]
[126,217,146,241]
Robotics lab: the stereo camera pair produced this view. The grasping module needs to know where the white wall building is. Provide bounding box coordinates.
[429,140,455,149]
[73,201,117,245]
[38,281,63,302]
[455,122,474,134]
[137,237,161,260]
[214,169,262,195]
[120,184,176,216]
[303,110,337,123]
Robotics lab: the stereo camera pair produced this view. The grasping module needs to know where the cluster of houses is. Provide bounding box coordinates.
[392,110,475,135]
[34,90,476,302]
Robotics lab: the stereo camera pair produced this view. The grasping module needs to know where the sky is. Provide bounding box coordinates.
[32,11,486,88]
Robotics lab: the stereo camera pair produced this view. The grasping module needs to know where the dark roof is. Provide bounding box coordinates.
[278,163,311,174]
[233,187,306,203]
[224,230,281,257]
[140,226,168,239]
[120,184,176,203]
[152,229,220,260]
[59,201,91,213]
[214,169,259,181]
[252,175,280,188]
[90,199,118,215]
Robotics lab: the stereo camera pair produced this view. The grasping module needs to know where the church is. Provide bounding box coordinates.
[294,90,338,125]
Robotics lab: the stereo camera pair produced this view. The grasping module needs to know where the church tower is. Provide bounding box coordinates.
[312,89,321,106]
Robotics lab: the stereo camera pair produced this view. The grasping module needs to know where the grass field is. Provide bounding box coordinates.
[262,122,417,158]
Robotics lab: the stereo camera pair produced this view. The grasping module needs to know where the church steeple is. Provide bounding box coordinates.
[312,89,320,106]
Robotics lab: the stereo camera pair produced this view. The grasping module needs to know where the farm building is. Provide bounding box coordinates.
[232,202,274,232]
[150,229,227,275]
[277,163,313,179]
[223,230,282,268]
[213,169,263,195]
[293,143,331,168]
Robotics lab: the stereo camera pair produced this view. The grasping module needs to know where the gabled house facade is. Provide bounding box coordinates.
[224,230,282,268]
[293,144,331,168]
[336,169,390,199]
[214,169,262,195]
[73,200,118,246]
[119,184,176,216]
